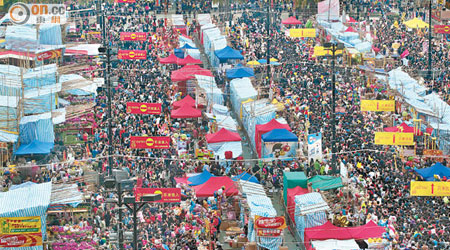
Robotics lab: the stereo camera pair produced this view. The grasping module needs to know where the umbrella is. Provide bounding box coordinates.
[269,58,278,62]
[247,60,260,65]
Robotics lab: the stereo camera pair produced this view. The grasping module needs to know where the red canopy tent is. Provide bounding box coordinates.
[193,176,239,197]
[255,119,291,157]
[171,65,213,82]
[171,105,202,118]
[383,122,423,135]
[282,16,302,25]
[347,16,358,23]
[176,55,203,65]
[287,186,309,224]
[345,26,357,32]
[206,128,241,144]
[173,95,196,109]
[304,221,385,250]
[159,54,179,64]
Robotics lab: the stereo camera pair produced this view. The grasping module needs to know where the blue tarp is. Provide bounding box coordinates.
[14,140,54,155]
[188,170,213,186]
[180,43,197,49]
[232,172,259,184]
[214,46,244,61]
[174,48,185,58]
[262,129,298,142]
[226,67,254,79]
[415,162,450,181]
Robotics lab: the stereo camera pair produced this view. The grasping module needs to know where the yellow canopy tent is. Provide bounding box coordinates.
[247,60,260,66]
[403,18,429,29]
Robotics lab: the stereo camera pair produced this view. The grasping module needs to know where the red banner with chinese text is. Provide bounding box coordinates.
[134,188,181,203]
[118,50,147,60]
[126,102,161,115]
[120,32,147,41]
[130,136,170,149]
[36,49,62,61]
[434,25,450,34]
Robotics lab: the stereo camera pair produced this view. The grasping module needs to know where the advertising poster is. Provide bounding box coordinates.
[308,133,322,161]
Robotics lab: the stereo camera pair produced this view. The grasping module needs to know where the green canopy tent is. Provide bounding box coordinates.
[283,171,307,204]
[308,175,343,191]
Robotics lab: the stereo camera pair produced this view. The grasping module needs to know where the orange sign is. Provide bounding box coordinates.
[130,136,170,149]
[36,49,62,61]
[118,50,147,60]
[126,102,161,115]
[434,25,450,34]
[120,32,147,41]
[374,132,414,145]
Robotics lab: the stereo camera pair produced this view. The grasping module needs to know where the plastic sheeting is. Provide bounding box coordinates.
[19,112,55,144]
[5,24,62,51]
[294,193,329,242]
[229,78,257,115]
[415,162,450,181]
[15,140,54,155]
[207,141,242,159]
[188,170,213,186]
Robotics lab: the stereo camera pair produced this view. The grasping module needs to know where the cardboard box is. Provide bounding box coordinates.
[245,242,257,250]
[237,242,246,248]
[237,236,248,243]
[219,221,229,231]
[279,247,289,250]
[231,241,238,248]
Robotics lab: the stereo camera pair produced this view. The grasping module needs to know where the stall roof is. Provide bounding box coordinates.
[173,95,196,109]
[188,170,213,186]
[308,175,344,191]
[206,128,241,143]
[171,105,202,118]
[232,172,259,184]
[262,129,298,142]
[415,162,450,181]
[193,176,239,197]
[177,55,203,65]
[14,140,54,155]
[226,66,255,79]
[214,46,244,60]
[159,53,179,64]
[0,182,51,217]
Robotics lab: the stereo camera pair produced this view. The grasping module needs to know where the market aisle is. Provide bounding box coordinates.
[271,192,301,250]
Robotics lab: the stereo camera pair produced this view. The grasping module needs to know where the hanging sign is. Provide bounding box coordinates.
[0,217,42,247]
[374,132,414,145]
[360,100,395,112]
[120,32,147,41]
[410,181,450,196]
[254,216,286,237]
[126,102,162,115]
[130,136,170,149]
[36,49,62,61]
[289,28,317,38]
[434,25,450,34]
[308,133,322,161]
[118,50,147,60]
[135,188,181,203]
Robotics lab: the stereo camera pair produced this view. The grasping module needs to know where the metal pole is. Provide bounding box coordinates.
[331,45,337,174]
[133,203,138,250]
[118,183,124,250]
[267,1,271,99]
[428,0,432,80]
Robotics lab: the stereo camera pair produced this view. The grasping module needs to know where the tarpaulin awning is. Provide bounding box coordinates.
[173,95,196,109]
[283,171,308,203]
[282,16,302,25]
[206,128,241,143]
[171,105,202,118]
[287,186,309,220]
[347,16,357,23]
[344,26,357,32]
[383,122,423,135]
[176,55,203,65]
[159,53,179,64]
[188,170,213,186]
[180,43,197,49]
[232,172,259,184]
[304,221,385,250]
[404,18,429,29]
[214,46,244,61]
[171,65,213,82]
[415,162,450,181]
[193,176,239,197]
[308,175,343,191]
[14,140,54,155]
[262,129,298,142]
[255,119,291,157]
[226,66,255,79]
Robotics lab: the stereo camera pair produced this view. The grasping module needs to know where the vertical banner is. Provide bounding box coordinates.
[308,133,323,161]
[120,32,147,41]
[135,188,181,202]
[0,217,43,248]
[118,50,147,60]
[374,132,414,145]
[126,102,162,115]
[130,136,171,149]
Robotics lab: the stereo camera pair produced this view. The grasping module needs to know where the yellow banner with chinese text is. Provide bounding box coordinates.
[410,181,450,196]
[361,100,395,112]
[289,29,316,38]
[374,132,414,145]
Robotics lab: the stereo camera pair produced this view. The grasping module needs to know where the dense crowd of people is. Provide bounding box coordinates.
[2,0,450,249]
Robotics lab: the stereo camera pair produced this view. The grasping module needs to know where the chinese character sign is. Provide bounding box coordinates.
[410,181,450,196]
[360,100,395,112]
[126,102,162,115]
[289,28,316,38]
[130,136,170,149]
[0,217,42,248]
[374,132,414,146]
[120,32,147,41]
[36,49,62,61]
[135,188,181,203]
[434,25,450,34]
[118,50,147,60]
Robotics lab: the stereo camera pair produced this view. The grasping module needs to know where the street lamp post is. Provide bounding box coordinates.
[324,42,344,174]
[428,0,432,80]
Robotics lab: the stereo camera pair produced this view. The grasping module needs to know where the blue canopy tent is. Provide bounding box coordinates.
[214,46,244,63]
[180,43,197,49]
[174,48,185,58]
[188,170,214,186]
[14,140,54,155]
[232,172,259,184]
[415,162,450,181]
[226,67,255,79]
[262,129,298,142]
